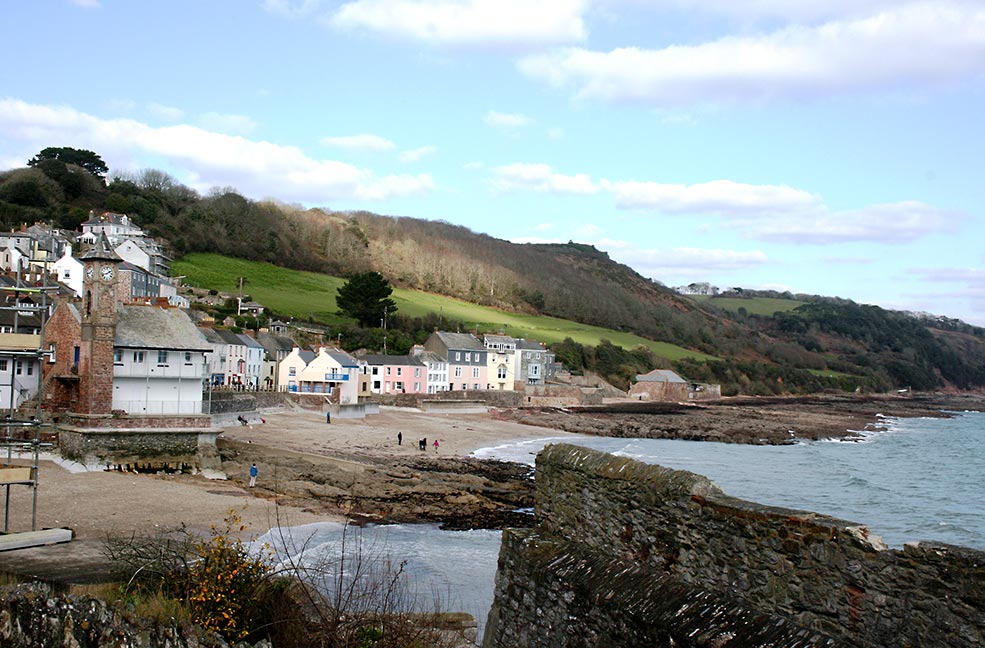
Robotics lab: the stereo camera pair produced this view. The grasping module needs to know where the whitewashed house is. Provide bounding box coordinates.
[0,333,41,410]
[112,306,210,415]
[51,246,84,297]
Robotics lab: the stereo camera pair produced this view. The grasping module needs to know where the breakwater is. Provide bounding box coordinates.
[483,443,985,647]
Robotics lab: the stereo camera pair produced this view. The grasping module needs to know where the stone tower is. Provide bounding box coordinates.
[77,232,121,415]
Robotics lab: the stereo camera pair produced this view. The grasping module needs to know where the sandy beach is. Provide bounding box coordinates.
[1,406,570,542]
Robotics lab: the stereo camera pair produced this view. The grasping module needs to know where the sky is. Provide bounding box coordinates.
[1,1,984,324]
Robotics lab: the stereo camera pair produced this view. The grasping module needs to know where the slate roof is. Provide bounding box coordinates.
[197,327,225,345]
[362,354,425,367]
[238,333,265,349]
[214,329,246,345]
[298,350,316,364]
[116,306,211,351]
[484,334,515,346]
[433,331,484,351]
[324,349,359,366]
[81,232,121,262]
[256,332,296,354]
[635,369,686,383]
[516,339,547,351]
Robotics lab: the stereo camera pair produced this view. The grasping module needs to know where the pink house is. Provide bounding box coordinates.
[362,354,427,394]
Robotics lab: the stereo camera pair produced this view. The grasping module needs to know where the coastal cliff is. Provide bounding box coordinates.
[483,443,985,647]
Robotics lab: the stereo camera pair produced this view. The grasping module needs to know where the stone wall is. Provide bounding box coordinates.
[0,582,262,648]
[483,444,985,648]
[373,390,524,408]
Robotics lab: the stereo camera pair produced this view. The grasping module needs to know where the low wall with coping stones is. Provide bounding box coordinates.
[56,413,219,471]
[483,443,985,648]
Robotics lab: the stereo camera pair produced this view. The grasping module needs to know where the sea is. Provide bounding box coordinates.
[253,410,985,640]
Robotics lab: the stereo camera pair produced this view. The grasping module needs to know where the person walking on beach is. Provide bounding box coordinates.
[433,439,439,453]
[397,431,402,446]
[249,463,258,488]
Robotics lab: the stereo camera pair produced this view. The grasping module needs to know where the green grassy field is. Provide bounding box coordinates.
[690,295,805,316]
[174,254,716,362]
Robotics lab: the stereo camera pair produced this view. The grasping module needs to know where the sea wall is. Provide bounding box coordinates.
[483,444,985,648]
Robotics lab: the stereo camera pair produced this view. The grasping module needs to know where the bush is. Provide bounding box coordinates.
[187,512,273,641]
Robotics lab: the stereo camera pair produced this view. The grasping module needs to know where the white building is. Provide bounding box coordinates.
[112,306,210,415]
[0,333,41,410]
[484,334,517,391]
[51,246,84,297]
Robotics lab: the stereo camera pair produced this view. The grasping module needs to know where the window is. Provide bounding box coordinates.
[0,360,6,372]
[133,351,145,363]
[536,353,542,360]
[396,367,402,376]
[185,352,193,364]
[415,367,421,378]
[26,363,32,376]
[157,350,168,365]
[473,383,480,390]
[454,367,462,377]
[289,366,296,376]
[386,367,392,375]
[472,367,480,378]
[49,343,56,363]
[455,352,461,361]
[465,352,471,362]
[498,365,507,380]
[15,361,22,375]
[461,383,468,390]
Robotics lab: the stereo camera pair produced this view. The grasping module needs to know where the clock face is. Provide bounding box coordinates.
[100,266,114,281]
[85,266,94,279]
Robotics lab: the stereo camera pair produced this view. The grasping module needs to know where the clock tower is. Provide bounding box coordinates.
[77,232,122,415]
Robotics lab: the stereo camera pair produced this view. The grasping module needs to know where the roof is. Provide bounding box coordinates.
[298,350,316,364]
[516,339,547,351]
[198,327,225,344]
[81,232,122,262]
[214,329,247,345]
[256,332,296,353]
[0,333,41,351]
[635,369,687,384]
[116,306,211,351]
[362,354,425,367]
[433,331,484,351]
[321,348,358,366]
[237,333,265,349]
[484,334,515,345]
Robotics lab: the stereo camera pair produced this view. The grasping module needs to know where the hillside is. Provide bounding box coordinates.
[4,152,985,395]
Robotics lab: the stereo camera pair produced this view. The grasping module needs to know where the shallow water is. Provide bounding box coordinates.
[257,411,985,641]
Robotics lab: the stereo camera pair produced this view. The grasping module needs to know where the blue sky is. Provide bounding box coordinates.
[2,1,984,324]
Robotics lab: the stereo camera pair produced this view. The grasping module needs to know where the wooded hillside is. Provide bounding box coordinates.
[3,153,984,395]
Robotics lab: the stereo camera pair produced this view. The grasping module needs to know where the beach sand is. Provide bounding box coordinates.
[0,406,566,542]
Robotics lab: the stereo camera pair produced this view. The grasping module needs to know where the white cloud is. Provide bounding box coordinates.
[69,0,101,8]
[148,103,184,122]
[658,0,903,22]
[491,163,598,194]
[0,99,433,202]
[604,179,819,214]
[198,112,258,135]
[331,0,588,48]
[519,2,985,106]
[399,145,437,162]
[484,111,533,129]
[748,201,961,244]
[321,133,397,152]
[262,0,324,17]
[598,239,769,279]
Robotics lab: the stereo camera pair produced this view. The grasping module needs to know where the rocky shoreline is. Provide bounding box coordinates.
[493,392,985,445]
[218,392,985,531]
[218,440,536,530]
